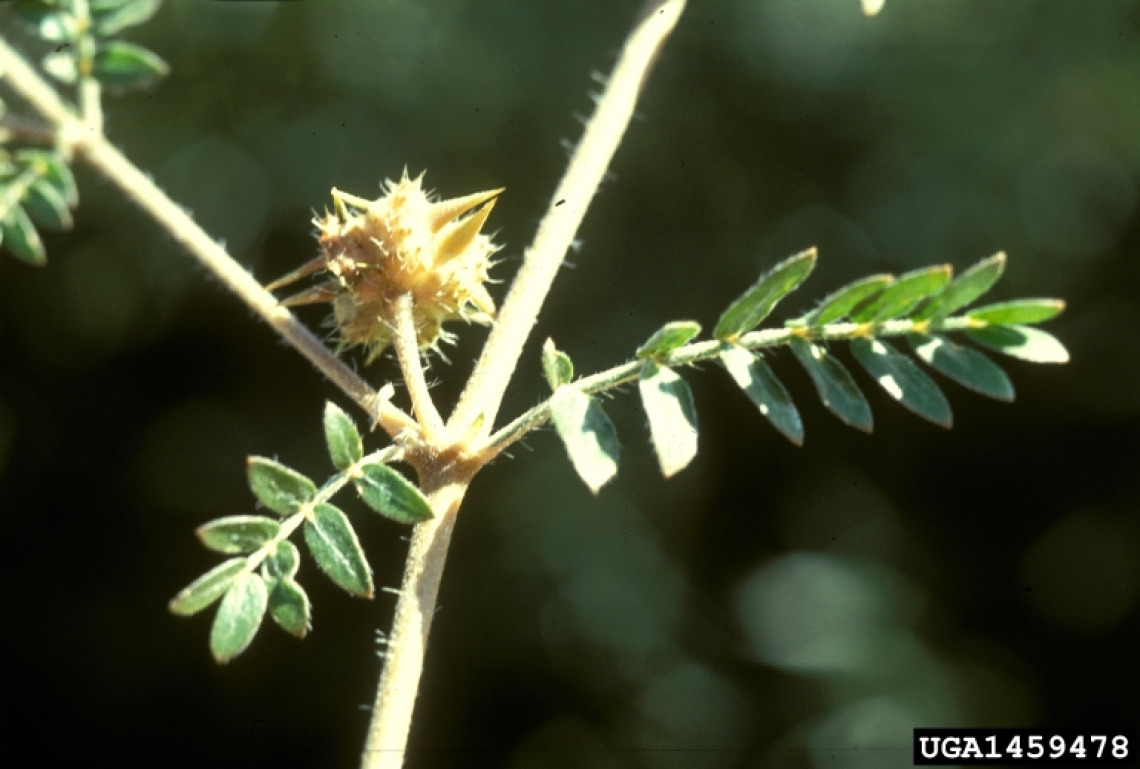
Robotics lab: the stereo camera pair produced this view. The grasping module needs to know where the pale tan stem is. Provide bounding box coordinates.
[448,0,686,436]
[0,35,416,438]
[360,472,471,769]
[390,293,445,441]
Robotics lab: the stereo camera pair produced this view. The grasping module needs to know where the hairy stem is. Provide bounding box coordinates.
[448,0,686,436]
[0,35,416,438]
[391,293,444,442]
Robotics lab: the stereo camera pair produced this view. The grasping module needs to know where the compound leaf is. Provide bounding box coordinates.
[908,334,1014,402]
[196,515,281,555]
[790,338,873,432]
[914,252,1006,320]
[550,387,620,493]
[965,325,1070,364]
[542,338,574,390]
[168,557,246,617]
[800,273,894,325]
[210,572,268,663]
[719,344,803,446]
[303,502,373,598]
[636,320,701,359]
[353,462,433,524]
[638,361,698,477]
[267,577,310,639]
[715,248,816,340]
[247,456,317,515]
[966,299,1065,326]
[323,401,363,471]
[851,265,951,322]
[850,338,952,427]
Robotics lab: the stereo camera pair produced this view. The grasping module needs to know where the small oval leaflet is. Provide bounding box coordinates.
[303,502,374,598]
[914,252,1006,321]
[1,204,46,266]
[541,338,575,391]
[210,572,268,664]
[267,577,310,639]
[720,345,804,446]
[714,248,816,341]
[92,40,169,93]
[966,299,1066,326]
[635,320,701,359]
[353,463,433,524]
[196,515,281,555]
[247,456,317,515]
[638,361,698,478]
[800,274,894,326]
[850,338,952,428]
[323,401,363,470]
[851,264,951,322]
[908,334,1014,402]
[169,557,247,617]
[264,540,301,581]
[790,338,873,432]
[550,387,620,494]
[965,325,1070,364]
[23,179,73,230]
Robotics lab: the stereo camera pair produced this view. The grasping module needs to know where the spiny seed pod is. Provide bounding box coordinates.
[268,171,502,362]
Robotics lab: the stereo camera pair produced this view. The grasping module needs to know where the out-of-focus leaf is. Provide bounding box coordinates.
[169,557,246,617]
[714,248,817,340]
[303,503,373,598]
[92,40,169,92]
[800,274,893,325]
[22,178,73,230]
[965,325,1070,364]
[15,5,76,43]
[267,577,310,639]
[196,515,281,555]
[353,463,433,524]
[542,338,574,390]
[91,0,163,37]
[908,334,1014,402]
[264,540,300,581]
[1,204,46,266]
[41,50,77,84]
[850,338,952,427]
[851,265,951,322]
[27,151,79,208]
[914,253,1006,320]
[636,320,701,359]
[966,299,1065,326]
[719,344,803,445]
[246,456,317,515]
[210,572,268,663]
[550,387,620,493]
[789,338,873,432]
[638,361,698,477]
[323,401,362,471]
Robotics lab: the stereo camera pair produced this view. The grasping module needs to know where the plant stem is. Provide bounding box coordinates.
[0,35,416,438]
[390,293,444,442]
[360,2,687,766]
[448,0,687,436]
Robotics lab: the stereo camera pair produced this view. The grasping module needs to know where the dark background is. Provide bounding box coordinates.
[1,1,1137,767]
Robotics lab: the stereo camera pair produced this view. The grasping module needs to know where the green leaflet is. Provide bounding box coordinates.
[550,387,620,493]
[719,344,803,446]
[195,515,281,555]
[266,577,310,639]
[323,401,363,471]
[168,557,247,617]
[263,540,301,581]
[914,252,1006,320]
[92,40,169,92]
[966,325,1070,364]
[714,248,816,340]
[789,338,873,432]
[210,572,268,663]
[303,502,374,598]
[22,179,73,230]
[1,204,46,266]
[636,320,702,359]
[851,265,951,322]
[638,361,698,478]
[908,334,1014,402]
[800,273,894,325]
[91,0,163,37]
[966,299,1066,326]
[247,456,317,515]
[353,463,433,524]
[850,338,952,428]
[542,338,575,390]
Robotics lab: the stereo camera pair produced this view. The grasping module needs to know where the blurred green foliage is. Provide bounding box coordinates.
[1,2,1137,768]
